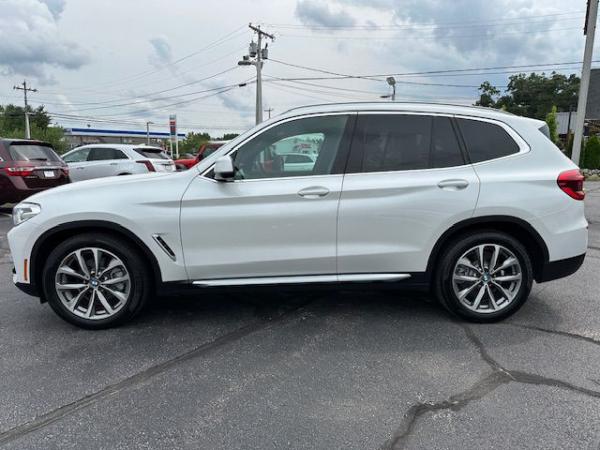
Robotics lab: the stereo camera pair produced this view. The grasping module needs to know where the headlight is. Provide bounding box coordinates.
[13,203,41,226]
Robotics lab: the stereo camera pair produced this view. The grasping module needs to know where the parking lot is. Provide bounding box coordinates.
[0,184,598,449]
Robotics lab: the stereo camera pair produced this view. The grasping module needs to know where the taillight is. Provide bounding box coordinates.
[4,166,34,177]
[136,160,155,172]
[557,169,585,200]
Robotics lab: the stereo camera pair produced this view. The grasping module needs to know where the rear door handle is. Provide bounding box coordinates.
[109,163,118,166]
[438,179,469,190]
[298,186,330,198]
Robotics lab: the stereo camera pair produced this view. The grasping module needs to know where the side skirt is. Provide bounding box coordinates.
[192,273,411,287]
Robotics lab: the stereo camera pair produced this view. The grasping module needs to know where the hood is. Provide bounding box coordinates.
[24,172,178,204]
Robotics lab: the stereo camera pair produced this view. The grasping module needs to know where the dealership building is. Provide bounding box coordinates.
[63,127,185,149]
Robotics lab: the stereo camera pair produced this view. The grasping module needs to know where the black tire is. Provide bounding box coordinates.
[42,233,151,329]
[433,231,533,323]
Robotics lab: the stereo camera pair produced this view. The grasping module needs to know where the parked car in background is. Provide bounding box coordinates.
[62,144,175,182]
[282,152,316,172]
[175,141,228,170]
[0,138,70,206]
[7,103,587,329]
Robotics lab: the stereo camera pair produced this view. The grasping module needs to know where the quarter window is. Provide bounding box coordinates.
[456,118,520,163]
[350,114,464,172]
[63,148,91,163]
[229,115,349,180]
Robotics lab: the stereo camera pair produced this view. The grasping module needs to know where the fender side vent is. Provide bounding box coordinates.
[152,234,176,261]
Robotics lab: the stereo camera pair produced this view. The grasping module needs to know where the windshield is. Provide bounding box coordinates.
[9,144,60,162]
[133,147,170,160]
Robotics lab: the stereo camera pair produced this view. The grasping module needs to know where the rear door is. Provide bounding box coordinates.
[63,147,92,181]
[85,147,129,179]
[337,113,480,276]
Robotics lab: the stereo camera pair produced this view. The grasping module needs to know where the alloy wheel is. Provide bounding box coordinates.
[54,247,131,320]
[452,243,522,314]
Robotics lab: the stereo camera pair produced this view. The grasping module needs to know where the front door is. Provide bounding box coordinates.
[180,114,354,281]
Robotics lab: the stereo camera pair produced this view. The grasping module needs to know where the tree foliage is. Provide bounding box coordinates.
[583,135,600,169]
[545,105,559,144]
[0,104,66,153]
[179,131,211,154]
[475,72,579,119]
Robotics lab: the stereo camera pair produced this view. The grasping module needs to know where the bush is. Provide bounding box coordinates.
[545,105,559,144]
[582,135,600,169]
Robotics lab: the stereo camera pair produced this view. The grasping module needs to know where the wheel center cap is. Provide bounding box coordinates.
[482,273,490,283]
[90,278,99,287]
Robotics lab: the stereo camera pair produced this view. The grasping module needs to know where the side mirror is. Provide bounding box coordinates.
[214,155,235,181]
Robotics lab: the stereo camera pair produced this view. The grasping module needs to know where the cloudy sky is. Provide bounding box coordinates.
[0,0,594,136]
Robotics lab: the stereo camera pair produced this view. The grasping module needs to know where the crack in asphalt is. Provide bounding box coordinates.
[0,300,314,447]
[381,324,600,450]
[508,323,600,347]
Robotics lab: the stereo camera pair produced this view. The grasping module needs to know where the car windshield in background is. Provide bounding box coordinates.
[134,148,169,159]
[203,145,222,158]
[9,144,60,162]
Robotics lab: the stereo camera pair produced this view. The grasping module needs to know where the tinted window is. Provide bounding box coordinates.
[63,148,91,163]
[230,115,348,180]
[88,148,128,161]
[285,154,313,163]
[134,147,169,159]
[351,115,464,172]
[457,119,520,163]
[9,144,60,162]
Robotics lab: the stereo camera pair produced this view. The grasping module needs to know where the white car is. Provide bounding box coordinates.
[282,152,316,173]
[62,144,175,181]
[8,103,587,329]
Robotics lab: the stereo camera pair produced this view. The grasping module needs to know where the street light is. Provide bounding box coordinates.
[383,76,396,102]
[146,121,154,145]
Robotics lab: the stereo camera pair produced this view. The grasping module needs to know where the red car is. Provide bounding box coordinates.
[175,141,228,170]
[0,139,70,205]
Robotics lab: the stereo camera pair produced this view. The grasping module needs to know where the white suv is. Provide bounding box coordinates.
[62,144,175,182]
[7,103,588,329]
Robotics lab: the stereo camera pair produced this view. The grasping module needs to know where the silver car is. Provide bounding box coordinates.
[62,144,175,182]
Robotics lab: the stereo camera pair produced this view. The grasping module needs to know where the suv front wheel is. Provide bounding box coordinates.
[42,233,151,329]
[434,231,533,322]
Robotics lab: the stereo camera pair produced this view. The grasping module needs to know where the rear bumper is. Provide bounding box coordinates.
[537,254,585,283]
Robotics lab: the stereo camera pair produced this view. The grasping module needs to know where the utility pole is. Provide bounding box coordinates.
[13,80,37,139]
[238,23,275,125]
[572,0,598,165]
[146,121,154,145]
[264,107,274,119]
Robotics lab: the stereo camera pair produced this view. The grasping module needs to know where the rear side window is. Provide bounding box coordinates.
[350,114,464,172]
[88,148,128,161]
[134,148,169,159]
[457,119,520,163]
[9,144,60,162]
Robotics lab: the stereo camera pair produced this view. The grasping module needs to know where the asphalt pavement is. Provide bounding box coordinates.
[0,184,599,449]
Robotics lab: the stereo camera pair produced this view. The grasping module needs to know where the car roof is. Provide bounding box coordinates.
[280,102,522,121]
[71,143,164,150]
[0,138,52,146]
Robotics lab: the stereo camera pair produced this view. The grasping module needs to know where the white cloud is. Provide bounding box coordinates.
[296,0,357,29]
[0,0,89,84]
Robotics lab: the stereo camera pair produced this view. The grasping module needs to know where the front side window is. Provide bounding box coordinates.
[229,115,349,180]
[350,114,464,173]
[63,148,91,163]
[456,118,520,163]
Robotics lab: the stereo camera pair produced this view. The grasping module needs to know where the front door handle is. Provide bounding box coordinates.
[438,179,469,191]
[298,186,330,198]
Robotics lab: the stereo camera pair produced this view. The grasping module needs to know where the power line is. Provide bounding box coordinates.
[262,10,585,30]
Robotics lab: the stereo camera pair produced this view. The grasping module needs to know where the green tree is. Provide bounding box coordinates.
[179,131,211,154]
[0,104,66,153]
[583,135,600,169]
[545,105,559,144]
[475,81,500,107]
[218,133,239,141]
[475,72,579,119]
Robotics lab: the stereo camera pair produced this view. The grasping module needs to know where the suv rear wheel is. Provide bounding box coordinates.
[42,233,151,329]
[434,231,533,322]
